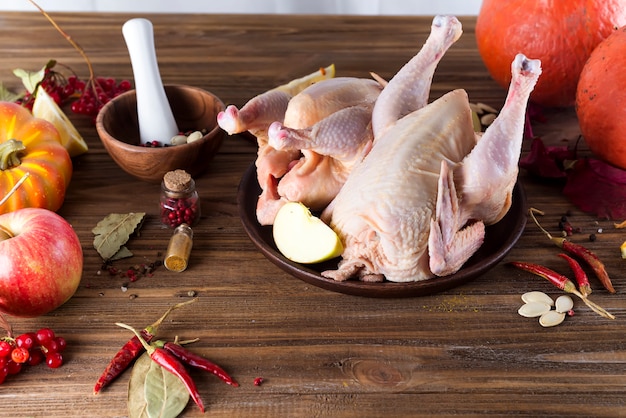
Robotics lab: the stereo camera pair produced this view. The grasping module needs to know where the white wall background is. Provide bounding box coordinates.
[0,0,481,15]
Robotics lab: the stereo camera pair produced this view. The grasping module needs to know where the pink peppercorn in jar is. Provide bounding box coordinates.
[160,169,200,228]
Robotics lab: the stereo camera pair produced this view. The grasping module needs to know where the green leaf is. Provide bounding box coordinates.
[13,66,46,95]
[92,212,146,260]
[13,60,57,95]
[145,355,190,418]
[0,83,23,102]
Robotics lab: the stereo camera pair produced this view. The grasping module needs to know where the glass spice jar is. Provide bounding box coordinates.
[164,223,193,272]
[160,169,200,228]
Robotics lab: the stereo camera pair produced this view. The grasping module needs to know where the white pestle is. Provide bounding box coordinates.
[122,18,178,145]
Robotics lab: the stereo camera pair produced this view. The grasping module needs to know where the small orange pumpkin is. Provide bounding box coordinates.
[0,102,72,214]
[576,26,626,170]
[476,0,626,107]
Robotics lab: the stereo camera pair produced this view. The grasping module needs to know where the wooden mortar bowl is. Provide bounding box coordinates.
[95,84,225,183]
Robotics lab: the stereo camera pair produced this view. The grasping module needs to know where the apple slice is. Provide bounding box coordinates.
[273,202,343,264]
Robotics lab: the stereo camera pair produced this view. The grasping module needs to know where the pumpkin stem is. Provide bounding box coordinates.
[0,139,26,171]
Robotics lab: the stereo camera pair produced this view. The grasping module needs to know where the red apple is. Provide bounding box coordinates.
[0,208,82,317]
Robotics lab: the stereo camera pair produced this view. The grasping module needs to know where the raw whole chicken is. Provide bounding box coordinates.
[321,52,541,282]
[218,16,463,225]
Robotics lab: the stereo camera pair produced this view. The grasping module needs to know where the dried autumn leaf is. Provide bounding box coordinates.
[92,212,146,260]
[519,136,576,179]
[563,158,626,219]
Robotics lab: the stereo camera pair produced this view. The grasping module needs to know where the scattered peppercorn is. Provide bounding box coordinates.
[589,233,597,242]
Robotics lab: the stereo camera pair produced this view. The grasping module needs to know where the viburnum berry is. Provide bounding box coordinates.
[0,341,12,358]
[11,347,30,364]
[6,360,22,375]
[0,324,67,384]
[35,328,55,346]
[15,333,36,350]
[27,348,45,367]
[46,352,63,369]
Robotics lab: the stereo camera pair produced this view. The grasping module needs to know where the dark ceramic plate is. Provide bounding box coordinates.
[237,163,527,298]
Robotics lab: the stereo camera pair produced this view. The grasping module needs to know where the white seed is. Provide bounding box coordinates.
[555,295,574,313]
[186,131,203,143]
[518,302,551,318]
[539,310,566,327]
[476,102,499,114]
[522,291,554,306]
[170,134,188,146]
[469,102,483,115]
[480,113,496,126]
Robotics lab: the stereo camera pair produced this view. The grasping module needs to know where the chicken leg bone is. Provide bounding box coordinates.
[372,15,463,139]
[428,53,541,276]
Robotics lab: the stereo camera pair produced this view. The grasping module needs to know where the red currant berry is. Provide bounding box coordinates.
[46,352,63,369]
[53,337,67,353]
[11,347,30,364]
[118,79,132,91]
[6,360,22,375]
[0,341,12,358]
[27,347,45,366]
[15,333,36,350]
[36,328,56,346]
[0,366,7,385]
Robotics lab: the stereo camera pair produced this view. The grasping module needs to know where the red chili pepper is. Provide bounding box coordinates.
[558,253,592,298]
[159,341,239,387]
[529,208,615,294]
[93,298,197,394]
[509,261,577,293]
[150,348,205,412]
[509,261,614,320]
[117,323,205,413]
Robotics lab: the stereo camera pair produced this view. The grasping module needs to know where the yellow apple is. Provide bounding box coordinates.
[273,202,343,264]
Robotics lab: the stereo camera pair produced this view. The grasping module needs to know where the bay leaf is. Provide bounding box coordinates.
[92,212,146,260]
[144,355,189,418]
[128,353,189,418]
[128,353,151,418]
[110,246,134,261]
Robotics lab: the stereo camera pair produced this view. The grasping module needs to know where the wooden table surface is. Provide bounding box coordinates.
[1,12,625,417]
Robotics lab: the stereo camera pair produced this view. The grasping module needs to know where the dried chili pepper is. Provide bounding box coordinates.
[116,323,205,413]
[529,208,615,294]
[157,341,239,387]
[558,253,592,298]
[93,298,197,394]
[509,261,614,319]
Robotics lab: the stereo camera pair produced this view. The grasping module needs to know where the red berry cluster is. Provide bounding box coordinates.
[18,67,76,110]
[0,328,66,384]
[160,197,199,228]
[14,64,132,121]
[70,76,132,118]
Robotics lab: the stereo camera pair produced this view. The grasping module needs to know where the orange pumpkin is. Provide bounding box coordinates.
[476,0,626,108]
[0,102,72,214]
[576,26,626,170]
